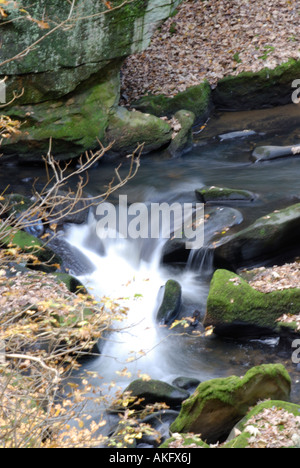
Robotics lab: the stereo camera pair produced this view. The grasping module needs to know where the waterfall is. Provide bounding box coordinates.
[63,208,211,388]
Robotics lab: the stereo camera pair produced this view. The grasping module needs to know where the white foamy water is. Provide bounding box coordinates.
[64,212,208,388]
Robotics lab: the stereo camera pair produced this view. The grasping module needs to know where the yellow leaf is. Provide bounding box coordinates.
[0,6,7,17]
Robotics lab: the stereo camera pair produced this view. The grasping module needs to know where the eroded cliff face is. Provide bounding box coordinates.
[0,0,181,161]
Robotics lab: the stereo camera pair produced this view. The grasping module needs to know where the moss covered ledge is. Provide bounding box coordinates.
[204,269,300,336]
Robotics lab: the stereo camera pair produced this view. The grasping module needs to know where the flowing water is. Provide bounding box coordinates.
[2,104,300,423]
[62,104,300,405]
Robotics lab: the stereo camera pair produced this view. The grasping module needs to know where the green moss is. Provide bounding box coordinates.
[106,106,172,155]
[52,273,87,294]
[195,186,255,203]
[205,269,300,330]
[4,64,120,159]
[213,59,300,109]
[0,226,61,272]
[156,279,182,325]
[169,364,291,442]
[132,81,212,122]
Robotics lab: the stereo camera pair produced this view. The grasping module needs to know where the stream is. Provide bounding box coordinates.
[2,103,300,436]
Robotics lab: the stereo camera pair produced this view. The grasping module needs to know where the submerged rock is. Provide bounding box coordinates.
[218,130,257,141]
[156,279,182,325]
[169,364,291,444]
[195,186,256,204]
[204,269,300,336]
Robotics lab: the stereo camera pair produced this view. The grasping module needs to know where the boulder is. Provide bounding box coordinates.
[0,0,182,161]
[124,379,189,409]
[169,364,291,444]
[213,203,300,270]
[156,279,182,325]
[105,107,172,156]
[204,269,300,336]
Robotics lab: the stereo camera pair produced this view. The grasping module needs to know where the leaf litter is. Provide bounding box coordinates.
[121,0,300,103]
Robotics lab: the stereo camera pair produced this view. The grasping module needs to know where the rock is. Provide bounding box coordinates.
[213,59,300,110]
[195,186,256,204]
[213,203,300,270]
[252,144,300,162]
[224,400,300,448]
[162,206,243,265]
[124,379,189,409]
[156,279,182,325]
[138,410,180,447]
[172,377,201,392]
[51,272,87,294]
[6,193,44,237]
[0,0,182,161]
[0,226,61,272]
[105,106,173,156]
[166,110,195,158]
[169,364,291,444]
[203,269,300,336]
[218,130,257,141]
[132,81,212,123]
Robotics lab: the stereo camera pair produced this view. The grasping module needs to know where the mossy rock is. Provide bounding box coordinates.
[195,186,256,204]
[204,269,300,335]
[3,63,121,161]
[124,379,189,409]
[0,226,61,272]
[169,364,291,444]
[160,434,210,448]
[105,106,173,155]
[156,279,182,325]
[166,110,195,157]
[224,400,300,448]
[1,0,182,161]
[213,59,300,110]
[213,203,300,270]
[132,81,212,123]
